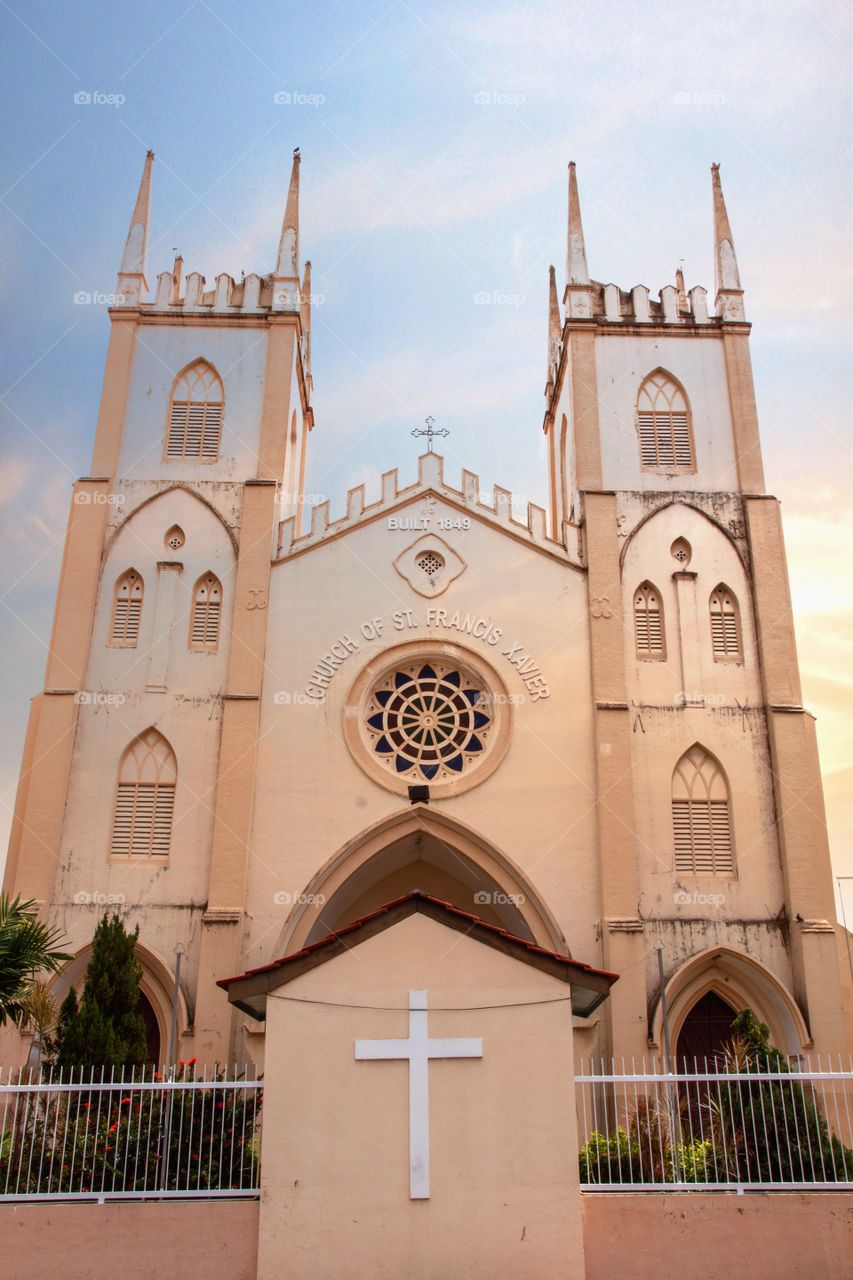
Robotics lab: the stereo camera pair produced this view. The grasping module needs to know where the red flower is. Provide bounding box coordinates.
[109,1123,118,1132]
[188,1058,197,1066]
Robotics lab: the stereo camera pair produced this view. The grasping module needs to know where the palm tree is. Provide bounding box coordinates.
[0,895,69,1028]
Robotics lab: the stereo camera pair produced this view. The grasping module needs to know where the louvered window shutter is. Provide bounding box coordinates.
[110,572,143,646]
[165,362,224,461]
[637,373,694,473]
[672,746,734,876]
[710,588,741,660]
[111,730,176,859]
[189,576,222,651]
[634,585,664,658]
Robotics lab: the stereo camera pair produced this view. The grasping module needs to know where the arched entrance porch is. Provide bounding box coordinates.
[276,805,567,957]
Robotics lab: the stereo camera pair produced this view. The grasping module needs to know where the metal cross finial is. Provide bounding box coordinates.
[411,416,449,453]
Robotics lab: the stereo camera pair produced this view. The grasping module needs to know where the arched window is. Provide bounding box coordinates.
[189,572,222,651]
[111,728,176,859]
[709,584,742,661]
[165,360,224,462]
[672,745,733,875]
[636,370,694,473]
[633,581,665,659]
[109,569,144,647]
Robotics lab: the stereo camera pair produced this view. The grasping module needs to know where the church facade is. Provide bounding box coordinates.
[4,149,850,1074]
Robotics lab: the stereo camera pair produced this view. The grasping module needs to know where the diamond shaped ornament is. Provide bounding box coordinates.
[393,534,467,598]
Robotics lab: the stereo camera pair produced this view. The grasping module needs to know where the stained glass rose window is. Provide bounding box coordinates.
[364,662,491,781]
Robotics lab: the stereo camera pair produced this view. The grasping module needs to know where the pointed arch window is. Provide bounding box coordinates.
[634,581,665,659]
[189,572,222,651]
[636,370,695,473]
[109,569,144,647]
[672,745,733,875]
[165,360,224,462]
[111,729,176,859]
[710,585,742,661]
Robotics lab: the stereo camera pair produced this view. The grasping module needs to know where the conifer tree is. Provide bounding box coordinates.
[56,914,147,1072]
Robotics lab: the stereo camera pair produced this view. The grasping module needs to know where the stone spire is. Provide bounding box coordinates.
[565,162,595,318]
[566,162,590,285]
[274,148,301,311]
[546,264,561,394]
[116,149,153,307]
[711,163,745,320]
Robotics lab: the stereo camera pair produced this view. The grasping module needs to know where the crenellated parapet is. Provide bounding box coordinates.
[144,268,277,314]
[276,452,582,565]
[586,279,711,326]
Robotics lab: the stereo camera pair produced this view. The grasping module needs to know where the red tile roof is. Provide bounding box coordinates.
[217,889,618,990]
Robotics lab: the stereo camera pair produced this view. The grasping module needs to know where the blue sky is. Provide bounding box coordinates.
[1,1,851,895]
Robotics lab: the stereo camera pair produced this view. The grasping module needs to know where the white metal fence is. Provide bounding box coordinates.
[0,1066,262,1201]
[576,1057,853,1191]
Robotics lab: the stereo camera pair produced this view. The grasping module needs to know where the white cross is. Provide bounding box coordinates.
[354,989,483,1199]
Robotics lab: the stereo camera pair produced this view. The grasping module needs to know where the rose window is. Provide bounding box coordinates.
[365,662,491,781]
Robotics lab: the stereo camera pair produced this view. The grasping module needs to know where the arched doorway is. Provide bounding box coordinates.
[136,991,162,1066]
[676,990,739,1070]
[305,829,532,944]
[278,807,567,957]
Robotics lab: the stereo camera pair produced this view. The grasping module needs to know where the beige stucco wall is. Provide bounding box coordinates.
[116,323,269,483]
[257,911,587,1280]
[245,492,601,978]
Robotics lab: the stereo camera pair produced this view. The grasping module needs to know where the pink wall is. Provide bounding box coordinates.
[0,1200,259,1280]
[583,1193,852,1279]
[1,1194,850,1279]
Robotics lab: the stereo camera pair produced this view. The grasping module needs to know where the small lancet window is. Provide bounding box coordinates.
[633,581,666,659]
[709,585,742,661]
[636,370,695,473]
[672,745,734,875]
[111,728,176,859]
[109,569,144,647]
[165,360,224,462]
[189,572,222,651]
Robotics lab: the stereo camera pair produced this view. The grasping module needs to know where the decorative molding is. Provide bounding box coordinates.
[797,918,835,934]
[605,917,645,933]
[202,909,242,925]
[393,534,466,598]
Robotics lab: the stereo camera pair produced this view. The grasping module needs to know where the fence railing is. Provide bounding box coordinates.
[0,1066,262,1201]
[577,1057,853,1191]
